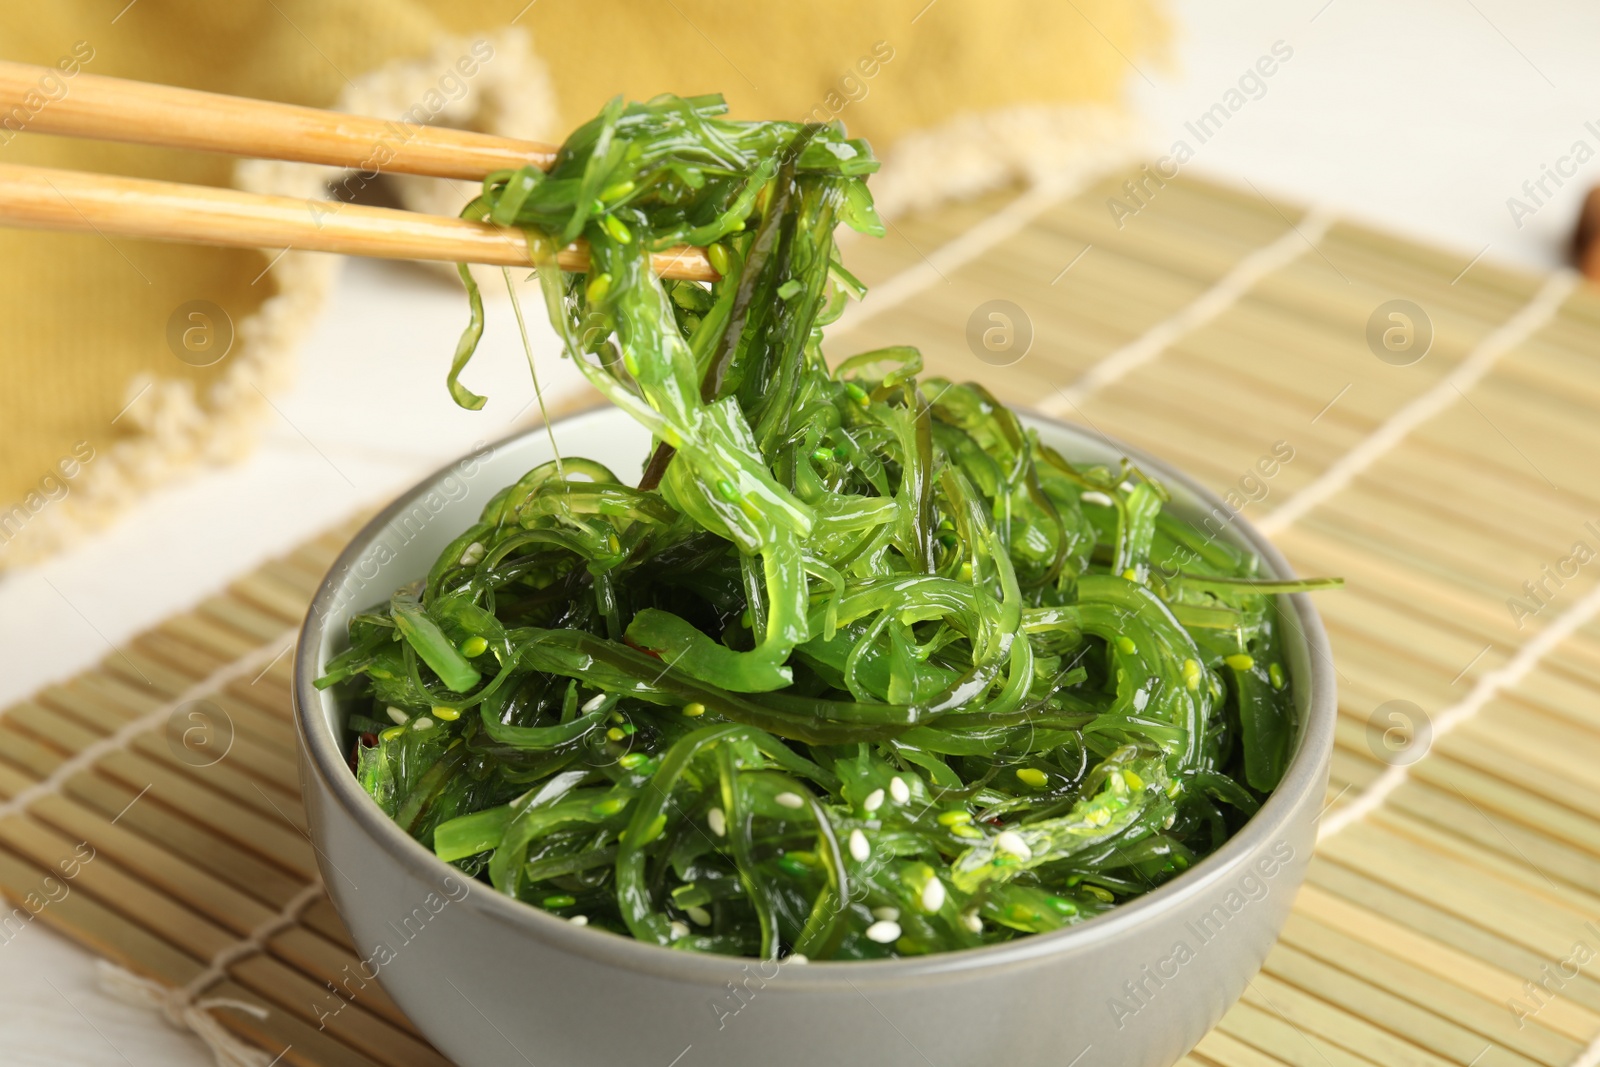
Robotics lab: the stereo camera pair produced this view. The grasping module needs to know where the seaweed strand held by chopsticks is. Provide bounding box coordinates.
[317,93,1339,960]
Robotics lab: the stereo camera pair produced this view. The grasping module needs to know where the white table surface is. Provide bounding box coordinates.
[3,1,1597,1062]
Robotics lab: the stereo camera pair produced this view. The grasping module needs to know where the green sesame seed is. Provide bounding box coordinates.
[585,272,612,305]
[606,727,625,742]
[1116,636,1136,654]
[1015,768,1048,789]
[430,705,461,722]
[602,214,632,243]
[460,636,488,658]
[707,242,731,276]
[715,478,740,502]
[543,894,577,908]
[1224,653,1255,671]
[1182,658,1201,691]
[1269,662,1286,689]
[682,702,705,717]
[937,809,973,826]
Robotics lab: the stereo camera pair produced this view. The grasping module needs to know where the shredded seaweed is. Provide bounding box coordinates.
[318,94,1338,960]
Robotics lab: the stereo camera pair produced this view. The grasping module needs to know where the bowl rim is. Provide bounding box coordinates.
[294,405,1336,988]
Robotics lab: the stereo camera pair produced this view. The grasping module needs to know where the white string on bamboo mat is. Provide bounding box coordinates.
[1320,577,1600,843]
[833,178,1089,336]
[1044,206,1339,414]
[1264,272,1586,851]
[1572,1012,1600,1066]
[98,877,325,1067]
[1258,269,1578,537]
[0,625,299,822]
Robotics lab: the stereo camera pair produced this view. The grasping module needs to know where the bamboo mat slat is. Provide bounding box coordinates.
[5,168,1600,1066]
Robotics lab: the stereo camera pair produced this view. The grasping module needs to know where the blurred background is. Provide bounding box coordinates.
[3,1,1599,1062]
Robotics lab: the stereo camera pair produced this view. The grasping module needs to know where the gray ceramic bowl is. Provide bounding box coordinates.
[294,407,1335,1067]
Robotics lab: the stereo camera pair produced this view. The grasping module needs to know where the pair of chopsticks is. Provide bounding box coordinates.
[0,61,718,281]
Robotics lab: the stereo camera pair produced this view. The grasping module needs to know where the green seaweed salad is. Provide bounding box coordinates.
[316,94,1337,961]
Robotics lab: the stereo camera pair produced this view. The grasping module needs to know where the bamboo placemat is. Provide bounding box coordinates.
[5,169,1600,1067]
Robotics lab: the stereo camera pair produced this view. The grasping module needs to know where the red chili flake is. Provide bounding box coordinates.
[623,637,663,660]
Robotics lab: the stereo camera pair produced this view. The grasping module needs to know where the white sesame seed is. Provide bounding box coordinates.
[1118,480,1136,492]
[669,920,690,940]
[707,807,727,837]
[865,919,902,944]
[921,877,946,913]
[872,906,900,922]
[775,791,805,809]
[411,716,435,731]
[385,706,409,725]
[961,909,983,933]
[849,829,870,862]
[582,693,608,713]
[686,905,712,927]
[889,776,910,804]
[863,788,885,813]
[786,953,809,965]
[995,830,1032,860]
[1080,491,1114,507]
[459,541,486,566]
[569,914,588,926]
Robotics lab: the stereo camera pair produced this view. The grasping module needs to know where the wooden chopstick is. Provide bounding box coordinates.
[0,163,719,280]
[0,62,719,279]
[0,61,556,180]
